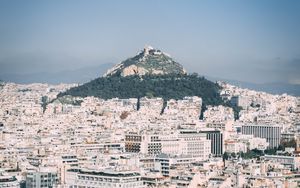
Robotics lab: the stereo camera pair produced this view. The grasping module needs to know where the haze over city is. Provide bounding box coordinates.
[0,0,300,85]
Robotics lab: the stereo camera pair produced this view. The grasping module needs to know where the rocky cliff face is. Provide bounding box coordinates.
[104,46,186,77]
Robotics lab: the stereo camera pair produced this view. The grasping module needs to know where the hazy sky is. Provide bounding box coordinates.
[0,0,300,84]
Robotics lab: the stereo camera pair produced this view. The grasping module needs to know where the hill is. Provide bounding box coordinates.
[59,73,222,104]
[104,46,186,77]
[58,74,226,116]
[57,46,239,118]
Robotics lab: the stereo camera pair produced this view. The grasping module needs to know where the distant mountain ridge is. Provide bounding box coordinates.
[0,63,113,84]
[104,46,186,77]
[207,76,300,96]
[60,46,219,103]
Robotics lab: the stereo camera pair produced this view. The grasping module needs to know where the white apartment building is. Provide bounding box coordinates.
[231,95,251,109]
[139,97,163,115]
[65,168,145,188]
[154,153,197,176]
[164,96,202,119]
[264,155,300,170]
[177,130,211,159]
[125,130,211,160]
[0,174,19,188]
[225,134,269,153]
[241,124,281,149]
[26,171,58,188]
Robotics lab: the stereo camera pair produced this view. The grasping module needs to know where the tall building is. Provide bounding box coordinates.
[241,124,281,149]
[200,130,223,157]
[0,122,4,142]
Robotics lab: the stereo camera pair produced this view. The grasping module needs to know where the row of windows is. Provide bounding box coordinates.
[78,176,140,183]
[74,181,143,187]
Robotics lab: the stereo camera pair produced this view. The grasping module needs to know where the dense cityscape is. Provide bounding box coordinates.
[1,1,300,188]
[1,63,300,187]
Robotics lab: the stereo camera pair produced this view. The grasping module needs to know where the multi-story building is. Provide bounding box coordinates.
[0,174,19,188]
[241,124,281,149]
[199,130,223,156]
[264,155,300,170]
[154,153,197,176]
[0,122,4,142]
[71,142,124,155]
[231,96,251,109]
[125,130,211,160]
[26,171,58,188]
[139,97,164,115]
[164,96,202,119]
[65,168,145,188]
[281,132,296,143]
[177,130,211,159]
[125,132,142,153]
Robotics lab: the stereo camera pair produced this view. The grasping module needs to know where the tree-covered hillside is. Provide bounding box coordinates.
[58,74,224,110]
